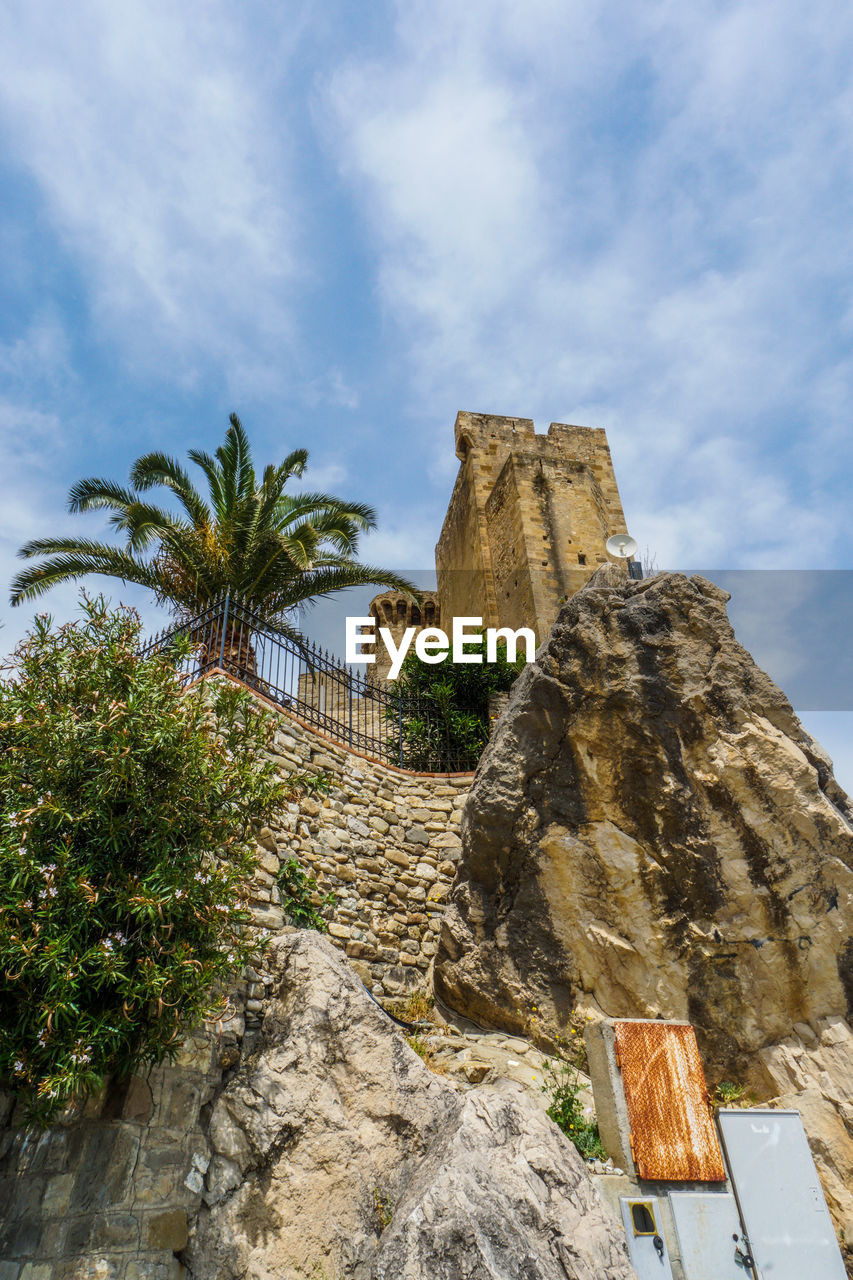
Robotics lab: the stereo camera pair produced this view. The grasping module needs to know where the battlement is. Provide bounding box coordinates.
[368,590,440,683]
[366,410,629,671]
[439,410,628,639]
[454,412,536,460]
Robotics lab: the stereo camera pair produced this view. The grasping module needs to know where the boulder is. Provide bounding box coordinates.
[434,570,853,1086]
[183,930,636,1280]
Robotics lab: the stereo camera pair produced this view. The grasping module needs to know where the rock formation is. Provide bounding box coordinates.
[184,930,636,1280]
[434,569,853,1087]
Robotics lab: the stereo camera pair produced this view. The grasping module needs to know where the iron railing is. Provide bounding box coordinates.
[139,594,479,772]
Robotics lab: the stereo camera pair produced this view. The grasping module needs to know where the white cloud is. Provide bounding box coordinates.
[324,0,853,568]
[0,1,306,391]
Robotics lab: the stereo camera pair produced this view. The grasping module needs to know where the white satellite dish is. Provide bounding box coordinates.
[606,533,638,560]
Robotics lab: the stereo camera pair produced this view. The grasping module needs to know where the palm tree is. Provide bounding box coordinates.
[11,415,416,669]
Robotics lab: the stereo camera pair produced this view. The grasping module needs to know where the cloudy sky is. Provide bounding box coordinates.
[1,1,852,780]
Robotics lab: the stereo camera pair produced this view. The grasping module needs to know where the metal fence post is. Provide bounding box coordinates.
[398,687,404,768]
[218,592,230,669]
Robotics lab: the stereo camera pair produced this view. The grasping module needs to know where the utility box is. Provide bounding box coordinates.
[620,1196,674,1279]
[668,1191,745,1279]
[718,1109,846,1280]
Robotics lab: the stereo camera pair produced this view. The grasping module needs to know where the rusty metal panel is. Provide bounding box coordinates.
[613,1020,726,1182]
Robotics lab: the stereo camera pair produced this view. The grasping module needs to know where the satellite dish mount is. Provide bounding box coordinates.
[605,533,642,580]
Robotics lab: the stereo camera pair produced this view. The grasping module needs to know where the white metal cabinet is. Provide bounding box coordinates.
[669,1190,746,1279]
[718,1109,846,1280]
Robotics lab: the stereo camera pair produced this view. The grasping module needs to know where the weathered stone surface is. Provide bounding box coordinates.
[368,1088,634,1280]
[184,931,634,1280]
[435,569,853,1086]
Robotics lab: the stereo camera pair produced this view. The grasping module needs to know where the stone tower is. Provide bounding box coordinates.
[435,411,629,641]
[368,590,440,683]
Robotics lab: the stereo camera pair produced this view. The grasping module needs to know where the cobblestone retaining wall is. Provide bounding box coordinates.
[247,705,473,1002]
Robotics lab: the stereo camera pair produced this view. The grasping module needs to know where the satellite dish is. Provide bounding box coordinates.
[606,533,638,560]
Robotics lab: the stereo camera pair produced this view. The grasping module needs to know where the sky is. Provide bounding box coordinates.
[1,1,853,783]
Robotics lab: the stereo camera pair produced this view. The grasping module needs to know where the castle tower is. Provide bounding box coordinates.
[435,411,629,641]
[368,590,440,683]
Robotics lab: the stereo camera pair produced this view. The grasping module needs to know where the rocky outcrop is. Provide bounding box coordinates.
[434,569,853,1086]
[758,1014,853,1246]
[184,930,636,1280]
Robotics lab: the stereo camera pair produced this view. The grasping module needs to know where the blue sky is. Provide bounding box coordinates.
[2,1,853,784]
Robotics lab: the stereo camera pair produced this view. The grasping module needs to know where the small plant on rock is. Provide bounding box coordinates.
[372,1186,393,1232]
[394,989,435,1024]
[713,1080,750,1108]
[276,856,336,932]
[541,1040,607,1161]
[405,1032,447,1075]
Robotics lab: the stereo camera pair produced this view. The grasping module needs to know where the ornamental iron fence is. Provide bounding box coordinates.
[138,594,480,772]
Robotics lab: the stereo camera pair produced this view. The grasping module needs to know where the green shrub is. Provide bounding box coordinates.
[0,598,301,1124]
[541,1041,607,1160]
[388,637,524,770]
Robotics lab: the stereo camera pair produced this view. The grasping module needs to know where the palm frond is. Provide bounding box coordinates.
[129,452,211,529]
[10,547,168,605]
[67,478,139,515]
[274,492,376,533]
[186,449,225,515]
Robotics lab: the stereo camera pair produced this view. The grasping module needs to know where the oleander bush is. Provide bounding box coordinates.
[0,597,305,1124]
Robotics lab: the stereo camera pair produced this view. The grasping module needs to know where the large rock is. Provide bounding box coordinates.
[434,570,853,1085]
[183,930,636,1280]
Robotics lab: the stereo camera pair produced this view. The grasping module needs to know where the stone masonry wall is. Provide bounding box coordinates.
[250,704,472,1002]
[0,1025,228,1280]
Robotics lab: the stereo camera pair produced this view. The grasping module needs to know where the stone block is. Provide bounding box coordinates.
[404,826,429,845]
[88,1212,140,1251]
[145,1208,188,1251]
[250,904,284,930]
[384,849,411,870]
[124,1258,183,1280]
[69,1128,140,1214]
[41,1172,75,1216]
[121,1076,154,1124]
[0,1214,41,1258]
[173,1035,215,1072]
[158,1075,203,1130]
[257,849,280,875]
[345,941,377,961]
